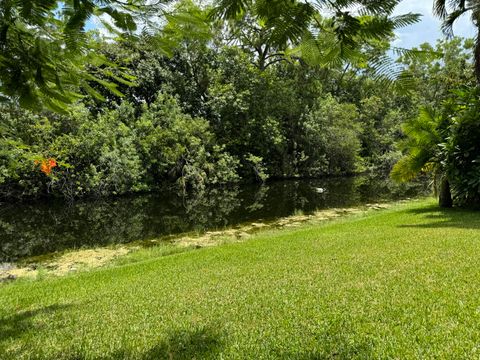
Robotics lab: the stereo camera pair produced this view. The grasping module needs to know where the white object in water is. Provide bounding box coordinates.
[315,187,326,194]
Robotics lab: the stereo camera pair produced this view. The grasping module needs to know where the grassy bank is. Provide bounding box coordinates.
[1,199,480,359]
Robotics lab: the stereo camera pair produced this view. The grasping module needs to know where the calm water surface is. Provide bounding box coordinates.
[0,177,428,262]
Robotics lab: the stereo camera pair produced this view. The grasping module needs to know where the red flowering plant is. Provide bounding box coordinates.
[34,158,58,176]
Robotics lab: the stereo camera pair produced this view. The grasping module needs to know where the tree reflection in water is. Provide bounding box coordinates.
[0,176,428,262]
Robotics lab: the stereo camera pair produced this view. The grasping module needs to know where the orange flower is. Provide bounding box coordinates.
[35,158,58,176]
[48,159,57,168]
[40,161,51,175]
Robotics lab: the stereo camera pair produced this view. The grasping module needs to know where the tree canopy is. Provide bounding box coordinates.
[1,0,422,111]
[434,0,480,82]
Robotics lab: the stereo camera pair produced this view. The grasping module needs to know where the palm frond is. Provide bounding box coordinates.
[433,0,449,18]
[442,8,469,36]
[391,106,442,182]
[210,0,251,19]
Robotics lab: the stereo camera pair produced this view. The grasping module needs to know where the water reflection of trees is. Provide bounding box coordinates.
[0,177,429,262]
[182,187,241,231]
[0,187,244,262]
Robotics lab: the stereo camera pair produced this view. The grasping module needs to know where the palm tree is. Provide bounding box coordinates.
[434,0,480,82]
[391,107,453,208]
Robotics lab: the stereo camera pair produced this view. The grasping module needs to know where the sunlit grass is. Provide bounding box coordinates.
[1,198,480,359]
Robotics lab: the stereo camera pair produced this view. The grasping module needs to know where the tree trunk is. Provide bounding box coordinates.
[439,177,453,208]
[475,33,480,84]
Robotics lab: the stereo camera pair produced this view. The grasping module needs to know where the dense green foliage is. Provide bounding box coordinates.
[442,88,480,205]
[212,0,420,75]
[0,0,427,199]
[2,1,480,207]
[388,1,480,208]
[392,38,480,207]
[0,92,241,199]
[2,200,480,358]
[0,38,413,199]
[0,30,472,200]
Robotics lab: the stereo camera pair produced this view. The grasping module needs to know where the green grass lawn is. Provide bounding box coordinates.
[1,198,480,359]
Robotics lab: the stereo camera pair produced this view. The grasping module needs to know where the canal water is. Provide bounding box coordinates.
[0,176,428,262]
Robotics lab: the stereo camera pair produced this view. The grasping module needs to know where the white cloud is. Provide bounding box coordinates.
[393,0,476,49]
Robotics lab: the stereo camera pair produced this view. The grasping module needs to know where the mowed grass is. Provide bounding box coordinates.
[1,199,480,359]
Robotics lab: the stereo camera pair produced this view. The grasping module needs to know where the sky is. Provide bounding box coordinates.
[393,0,476,49]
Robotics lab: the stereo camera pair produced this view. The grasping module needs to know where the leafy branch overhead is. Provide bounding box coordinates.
[0,0,162,111]
[211,0,422,85]
[0,0,457,112]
